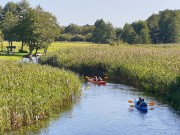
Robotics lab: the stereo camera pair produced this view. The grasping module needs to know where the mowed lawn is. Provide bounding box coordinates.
[0,42,95,61]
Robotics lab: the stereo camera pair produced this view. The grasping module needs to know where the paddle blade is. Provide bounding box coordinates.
[149,102,155,106]
[128,100,133,103]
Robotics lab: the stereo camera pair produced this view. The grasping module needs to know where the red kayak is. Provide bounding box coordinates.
[87,78,106,85]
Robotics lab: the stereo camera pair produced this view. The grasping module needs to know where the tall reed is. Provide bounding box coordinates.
[0,60,81,132]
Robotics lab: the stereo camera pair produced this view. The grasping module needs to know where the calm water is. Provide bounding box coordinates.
[10,82,180,135]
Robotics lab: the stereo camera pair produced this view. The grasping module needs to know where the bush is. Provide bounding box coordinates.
[57,34,72,41]
[71,35,86,42]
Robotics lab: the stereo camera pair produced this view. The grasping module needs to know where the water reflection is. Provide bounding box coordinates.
[7,99,79,135]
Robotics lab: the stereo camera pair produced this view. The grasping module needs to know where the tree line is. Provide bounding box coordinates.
[59,9,180,45]
[1,0,180,56]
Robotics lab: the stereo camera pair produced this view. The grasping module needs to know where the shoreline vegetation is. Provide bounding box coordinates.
[1,42,180,132]
[0,60,81,133]
[39,43,180,111]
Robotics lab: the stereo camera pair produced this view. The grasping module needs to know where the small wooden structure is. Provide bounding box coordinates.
[6,46,16,54]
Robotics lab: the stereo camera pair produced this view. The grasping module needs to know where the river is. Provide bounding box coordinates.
[10,82,180,135]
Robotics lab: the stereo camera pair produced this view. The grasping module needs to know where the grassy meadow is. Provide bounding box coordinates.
[0,41,95,61]
[39,43,180,110]
[0,60,81,132]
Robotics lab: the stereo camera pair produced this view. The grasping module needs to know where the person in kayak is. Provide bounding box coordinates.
[93,76,98,81]
[139,99,147,107]
[137,97,142,105]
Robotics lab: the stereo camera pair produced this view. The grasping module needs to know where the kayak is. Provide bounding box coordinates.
[87,78,106,85]
[134,99,148,112]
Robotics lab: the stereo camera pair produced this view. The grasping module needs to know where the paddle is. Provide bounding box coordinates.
[104,76,108,79]
[128,100,133,103]
[128,100,155,106]
[149,102,155,106]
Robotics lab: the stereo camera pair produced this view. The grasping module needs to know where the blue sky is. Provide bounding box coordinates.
[1,0,180,27]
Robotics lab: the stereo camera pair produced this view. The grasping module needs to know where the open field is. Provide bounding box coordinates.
[0,41,96,61]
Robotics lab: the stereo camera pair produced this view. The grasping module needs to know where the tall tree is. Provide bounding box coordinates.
[158,9,174,43]
[92,19,107,43]
[15,0,30,51]
[132,21,151,44]
[121,23,137,44]
[92,19,116,44]
[1,11,18,46]
[147,14,160,44]
[22,8,60,57]
[168,10,180,43]
[115,27,123,40]
[0,2,19,48]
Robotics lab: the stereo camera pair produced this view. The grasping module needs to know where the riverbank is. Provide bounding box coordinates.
[0,60,81,133]
[39,44,180,110]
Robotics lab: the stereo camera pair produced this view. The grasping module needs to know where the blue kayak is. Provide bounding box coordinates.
[134,99,148,112]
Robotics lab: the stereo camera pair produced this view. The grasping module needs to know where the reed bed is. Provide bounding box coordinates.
[40,44,180,110]
[0,60,81,132]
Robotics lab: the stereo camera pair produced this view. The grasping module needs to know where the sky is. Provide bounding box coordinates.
[1,0,180,28]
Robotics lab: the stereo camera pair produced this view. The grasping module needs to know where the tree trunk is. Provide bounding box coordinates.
[10,41,13,51]
[34,47,38,56]
[20,41,24,51]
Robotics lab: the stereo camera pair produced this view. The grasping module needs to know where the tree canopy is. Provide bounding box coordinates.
[92,19,116,44]
[0,0,60,57]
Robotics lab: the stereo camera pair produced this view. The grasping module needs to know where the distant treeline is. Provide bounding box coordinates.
[58,9,180,44]
[0,0,180,47]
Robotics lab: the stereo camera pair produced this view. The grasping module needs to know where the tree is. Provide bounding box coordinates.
[22,8,60,57]
[64,23,82,35]
[1,11,18,46]
[132,21,151,44]
[15,0,30,51]
[81,24,95,35]
[0,2,19,49]
[147,14,160,44]
[92,19,107,43]
[121,21,151,44]
[92,19,116,44]
[104,22,116,43]
[168,10,180,43]
[158,9,174,43]
[0,29,3,51]
[121,23,137,44]
[0,6,3,17]
[3,2,18,16]
[115,27,123,40]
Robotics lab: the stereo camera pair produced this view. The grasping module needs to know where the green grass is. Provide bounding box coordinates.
[0,41,95,61]
[0,60,81,132]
